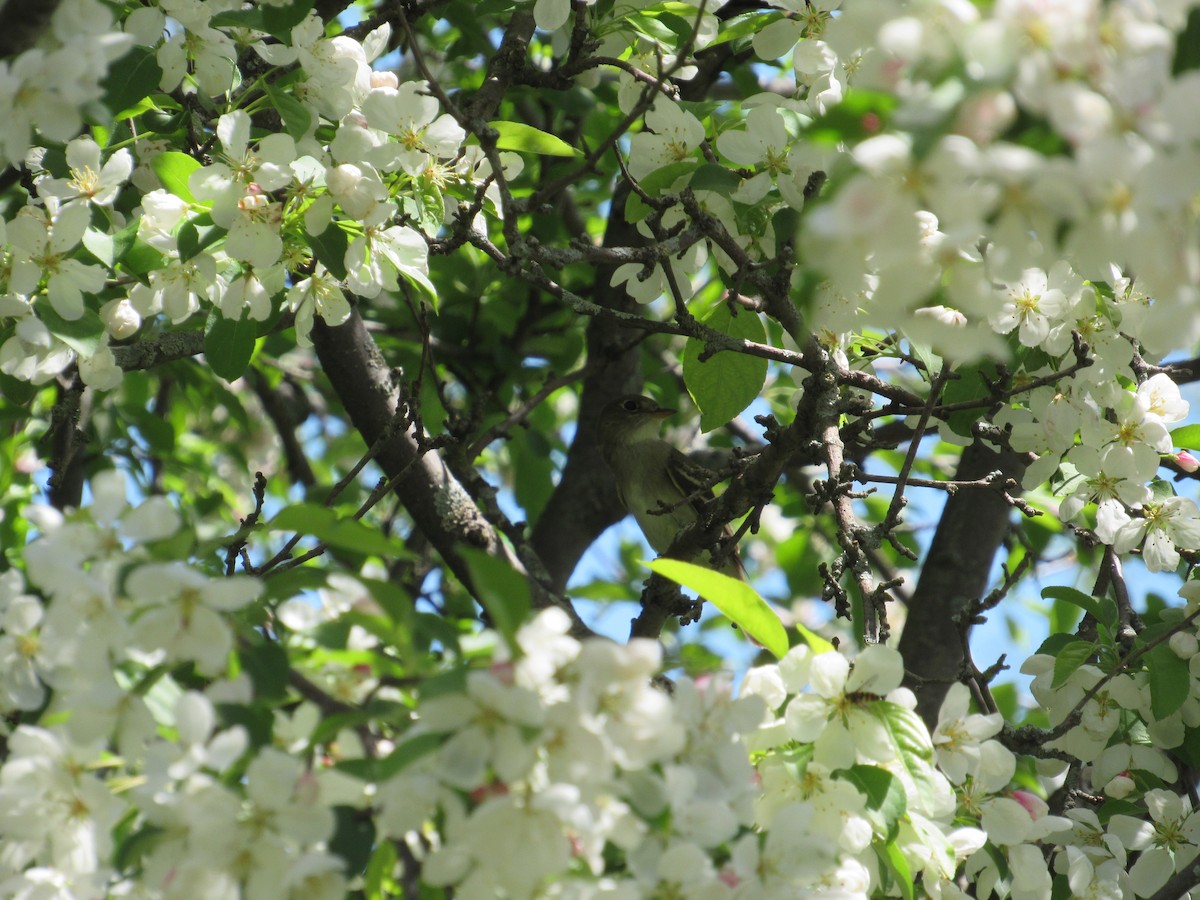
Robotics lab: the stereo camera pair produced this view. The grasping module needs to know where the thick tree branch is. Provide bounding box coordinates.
[899,440,1027,727]
[112,331,205,371]
[529,183,647,591]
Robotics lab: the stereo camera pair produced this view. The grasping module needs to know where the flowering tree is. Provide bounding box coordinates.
[7,0,1200,896]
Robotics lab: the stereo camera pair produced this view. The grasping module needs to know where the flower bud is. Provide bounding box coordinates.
[1104,773,1136,799]
[101,298,141,339]
[1170,630,1199,659]
[1175,451,1200,473]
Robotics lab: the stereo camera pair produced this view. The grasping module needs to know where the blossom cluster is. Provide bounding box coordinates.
[0,1,509,387]
[0,472,352,898]
[9,473,1200,899]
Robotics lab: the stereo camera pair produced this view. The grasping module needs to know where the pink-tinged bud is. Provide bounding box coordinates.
[1010,790,1047,819]
[245,182,265,195]
[719,868,741,888]
[490,659,516,685]
[370,71,399,90]
[238,192,269,212]
[1175,451,1200,472]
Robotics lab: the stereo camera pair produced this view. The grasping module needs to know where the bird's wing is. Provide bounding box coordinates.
[665,448,746,579]
[664,447,718,515]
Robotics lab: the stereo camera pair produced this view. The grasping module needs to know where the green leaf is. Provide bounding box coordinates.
[101,45,164,118]
[328,805,375,875]
[689,163,742,195]
[870,700,942,816]
[260,565,328,601]
[1035,631,1081,658]
[796,621,835,654]
[487,121,584,157]
[646,558,788,659]
[881,840,916,900]
[459,547,532,651]
[1042,586,1118,629]
[638,160,700,197]
[836,765,906,840]
[265,83,312,141]
[1051,639,1098,688]
[707,11,785,48]
[1171,423,1200,451]
[683,303,768,431]
[34,300,105,358]
[310,223,349,280]
[110,218,139,264]
[399,178,445,238]
[210,0,315,38]
[82,227,115,266]
[1148,643,1191,721]
[1174,6,1200,74]
[941,361,999,438]
[375,732,444,781]
[177,216,224,262]
[151,152,201,203]
[237,639,289,701]
[364,841,398,900]
[204,310,258,382]
[268,503,405,558]
[121,239,164,276]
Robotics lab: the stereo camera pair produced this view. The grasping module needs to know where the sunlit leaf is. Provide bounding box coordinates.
[646,558,788,659]
[488,121,584,157]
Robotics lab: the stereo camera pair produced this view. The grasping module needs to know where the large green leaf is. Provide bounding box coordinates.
[1148,642,1191,721]
[870,700,942,817]
[34,300,105,358]
[328,805,375,875]
[1171,423,1200,451]
[177,214,224,263]
[101,45,164,118]
[237,638,289,701]
[1042,586,1118,629]
[646,558,788,659]
[683,303,768,431]
[310,223,349,280]
[151,152,201,203]
[1051,639,1098,688]
[835,764,907,842]
[204,311,258,382]
[689,163,742,195]
[488,121,583,158]
[266,83,312,141]
[210,0,315,39]
[941,361,1000,438]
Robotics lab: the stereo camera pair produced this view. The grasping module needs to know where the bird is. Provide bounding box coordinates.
[598,394,745,579]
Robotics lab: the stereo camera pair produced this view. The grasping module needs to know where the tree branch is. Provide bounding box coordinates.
[899,440,1028,727]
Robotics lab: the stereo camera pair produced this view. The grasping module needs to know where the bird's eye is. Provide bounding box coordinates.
[622,399,640,412]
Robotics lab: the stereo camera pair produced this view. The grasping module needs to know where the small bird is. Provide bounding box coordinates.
[598,394,744,578]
